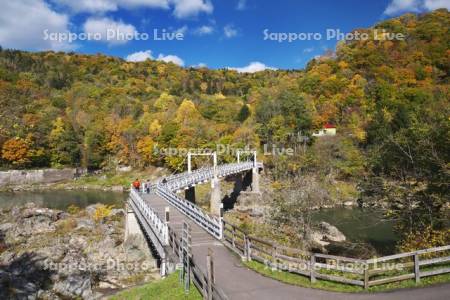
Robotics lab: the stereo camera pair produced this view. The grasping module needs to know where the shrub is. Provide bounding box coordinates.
[93,204,115,223]
[56,218,78,234]
[398,227,450,258]
[67,204,81,215]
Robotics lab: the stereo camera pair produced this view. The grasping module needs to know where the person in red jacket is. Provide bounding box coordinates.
[132,178,141,191]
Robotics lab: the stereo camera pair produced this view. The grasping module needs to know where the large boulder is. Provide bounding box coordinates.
[53,274,94,300]
[311,221,346,246]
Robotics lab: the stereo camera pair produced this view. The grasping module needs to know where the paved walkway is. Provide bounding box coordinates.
[142,192,450,300]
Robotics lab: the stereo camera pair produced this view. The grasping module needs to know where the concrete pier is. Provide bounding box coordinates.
[252,167,260,193]
[185,186,196,203]
[210,177,221,216]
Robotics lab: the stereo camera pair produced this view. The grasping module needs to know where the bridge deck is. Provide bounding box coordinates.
[140,192,449,300]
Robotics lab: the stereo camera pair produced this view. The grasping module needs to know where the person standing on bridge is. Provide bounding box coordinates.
[146,179,151,193]
[132,178,140,191]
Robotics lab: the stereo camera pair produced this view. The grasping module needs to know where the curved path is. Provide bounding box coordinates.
[141,192,450,300]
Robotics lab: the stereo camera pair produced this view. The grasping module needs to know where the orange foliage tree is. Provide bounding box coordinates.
[1,137,30,166]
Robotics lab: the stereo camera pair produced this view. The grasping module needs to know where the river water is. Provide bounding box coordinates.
[0,190,127,211]
[312,207,399,255]
[0,191,398,254]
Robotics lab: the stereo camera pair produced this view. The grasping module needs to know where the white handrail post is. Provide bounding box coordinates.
[237,151,240,163]
[164,206,170,245]
[187,152,192,173]
[213,151,218,179]
[219,203,224,239]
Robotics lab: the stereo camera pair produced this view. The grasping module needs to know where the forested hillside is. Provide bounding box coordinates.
[0,9,448,238]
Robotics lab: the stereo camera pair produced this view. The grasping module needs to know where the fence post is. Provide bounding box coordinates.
[186,224,192,293]
[232,226,236,248]
[247,237,252,261]
[243,234,248,260]
[202,274,208,300]
[219,203,224,239]
[414,253,420,284]
[272,245,278,268]
[206,248,214,300]
[364,261,369,290]
[310,254,316,283]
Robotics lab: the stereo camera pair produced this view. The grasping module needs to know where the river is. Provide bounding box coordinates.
[312,207,399,255]
[0,190,398,254]
[0,190,127,211]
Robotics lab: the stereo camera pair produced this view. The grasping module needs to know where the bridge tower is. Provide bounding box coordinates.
[187,151,222,215]
[237,150,260,193]
[210,151,222,215]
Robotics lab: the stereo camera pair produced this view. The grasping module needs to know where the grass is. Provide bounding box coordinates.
[244,260,450,293]
[109,271,202,300]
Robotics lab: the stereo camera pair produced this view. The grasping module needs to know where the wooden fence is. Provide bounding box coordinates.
[223,220,450,289]
[168,227,228,300]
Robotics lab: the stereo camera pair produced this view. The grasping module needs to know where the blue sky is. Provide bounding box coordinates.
[0,0,449,71]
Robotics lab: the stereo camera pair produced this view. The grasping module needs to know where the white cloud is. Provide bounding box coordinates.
[236,0,247,10]
[157,54,185,66]
[126,50,184,65]
[119,0,170,9]
[0,0,73,51]
[383,0,449,15]
[175,25,189,35]
[83,17,136,45]
[423,0,450,10]
[52,0,170,13]
[52,0,214,18]
[192,62,207,68]
[126,50,153,62]
[224,24,238,38]
[171,0,213,19]
[303,47,314,53]
[384,0,421,15]
[51,0,118,13]
[229,61,276,73]
[193,25,214,35]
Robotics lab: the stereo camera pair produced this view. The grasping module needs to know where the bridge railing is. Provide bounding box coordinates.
[130,188,169,245]
[155,185,223,239]
[162,162,259,192]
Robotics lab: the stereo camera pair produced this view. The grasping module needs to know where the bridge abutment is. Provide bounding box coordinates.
[125,204,144,242]
[125,203,164,276]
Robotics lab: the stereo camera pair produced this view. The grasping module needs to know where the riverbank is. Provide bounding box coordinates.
[0,203,159,299]
[0,166,169,193]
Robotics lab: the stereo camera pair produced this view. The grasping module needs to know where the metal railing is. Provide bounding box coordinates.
[130,188,169,245]
[155,184,223,239]
[162,162,261,192]
[148,162,261,241]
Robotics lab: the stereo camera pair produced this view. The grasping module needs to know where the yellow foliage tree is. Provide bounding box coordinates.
[137,136,156,164]
[175,99,201,125]
[154,92,175,111]
[149,119,162,138]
